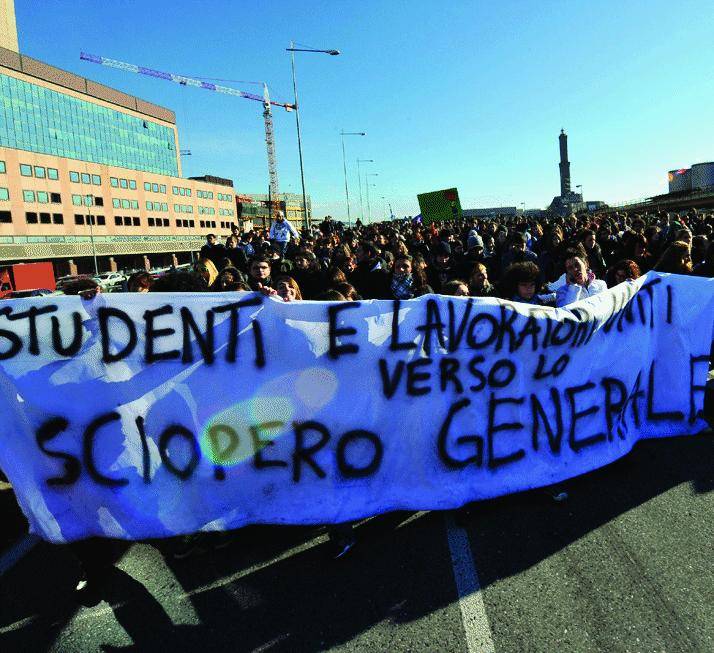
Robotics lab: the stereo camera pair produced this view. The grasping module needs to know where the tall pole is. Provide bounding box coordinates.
[341,133,351,227]
[357,159,363,222]
[86,194,98,275]
[290,41,309,230]
[366,178,372,224]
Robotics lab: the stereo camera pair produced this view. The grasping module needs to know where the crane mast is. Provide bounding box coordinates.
[80,52,292,222]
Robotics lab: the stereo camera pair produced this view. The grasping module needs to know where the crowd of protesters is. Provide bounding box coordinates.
[62,206,712,304]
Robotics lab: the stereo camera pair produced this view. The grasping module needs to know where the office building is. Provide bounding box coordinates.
[0,2,241,274]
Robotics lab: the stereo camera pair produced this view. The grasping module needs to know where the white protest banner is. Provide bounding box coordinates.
[0,272,711,544]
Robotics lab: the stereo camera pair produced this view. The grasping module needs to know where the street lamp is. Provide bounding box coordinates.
[340,131,365,227]
[365,173,378,223]
[286,41,340,230]
[357,159,373,224]
[85,194,99,275]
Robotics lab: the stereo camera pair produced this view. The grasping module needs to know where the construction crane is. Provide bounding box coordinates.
[80,52,293,218]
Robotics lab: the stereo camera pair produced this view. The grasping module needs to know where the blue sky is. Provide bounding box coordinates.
[15,0,714,219]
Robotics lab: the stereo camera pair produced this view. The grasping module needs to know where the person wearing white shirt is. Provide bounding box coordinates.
[269,211,299,256]
[556,254,607,307]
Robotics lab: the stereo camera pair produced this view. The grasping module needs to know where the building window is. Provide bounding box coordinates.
[0,211,11,223]
[70,171,80,183]
[132,216,140,226]
[0,161,5,174]
[72,194,83,206]
[114,216,122,226]
[186,189,191,197]
[121,199,130,209]
[92,174,101,185]
[111,198,119,209]
[121,216,131,226]
[85,215,95,226]
[0,188,8,201]
[52,213,64,224]
[145,201,152,210]
[39,212,51,224]
[23,190,36,202]
[148,217,155,227]
[20,164,32,177]
[119,178,128,189]
[94,197,103,207]
[144,182,151,191]
[50,192,61,203]
[162,218,169,226]
[160,184,166,194]
[96,215,105,225]
[47,168,59,180]
[129,180,137,190]
[172,186,178,195]
[37,191,49,204]
[161,202,168,211]
[76,214,85,225]
[26,211,38,223]
[110,177,119,187]
[81,173,91,184]
[34,166,46,179]
[130,200,139,209]
[151,183,158,193]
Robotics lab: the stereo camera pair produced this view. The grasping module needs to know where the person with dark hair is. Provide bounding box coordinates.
[269,211,299,256]
[224,235,248,273]
[350,242,389,299]
[693,242,714,277]
[126,271,153,293]
[199,233,225,267]
[556,254,607,306]
[500,232,538,271]
[653,241,693,275]
[333,282,361,301]
[578,229,607,278]
[389,255,432,299]
[63,277,101,299]
[314,289,346,301]
[606,259,641,287]
[213,266,247,292]
[291,251,324,299]
[247,256,273,291]
[426,242,458,293]
[501,262,555,305]
[441,279,470,296]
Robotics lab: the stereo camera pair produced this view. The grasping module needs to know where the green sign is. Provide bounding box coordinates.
[417,188,462,225]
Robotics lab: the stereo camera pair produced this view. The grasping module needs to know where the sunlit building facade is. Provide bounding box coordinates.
[0,29,239,274]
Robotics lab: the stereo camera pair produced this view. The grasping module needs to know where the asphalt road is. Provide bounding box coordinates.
[1,431,712,653]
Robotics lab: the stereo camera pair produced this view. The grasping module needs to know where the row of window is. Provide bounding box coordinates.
[218,208,235,216]
[172,186,192,196]
[196,190,213,199]
[20,163,60,180]
[177,219,195,228]
[219,221,235,229]
[75,214,105,226]
[71,194,103,207]
[198,206,215,215]
[144,181,167,194]
[200,220,217,229]
[147,217,171,227]
[69,171,101,185]
[110,176,137,190]
[145,200,169,211]
[217,192,233,202]
[22,190,62,204]
[174,203,194,213]
[112,198,140,210]
[26,211,66,224]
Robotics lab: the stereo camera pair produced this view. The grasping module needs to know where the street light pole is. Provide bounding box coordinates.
[286,41,340,231]
[340,131,365,228]
[356,158,373,224]
[365,173,378,223]
[85,194,98,275]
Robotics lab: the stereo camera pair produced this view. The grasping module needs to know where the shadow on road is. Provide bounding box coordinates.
[0,431,711,652]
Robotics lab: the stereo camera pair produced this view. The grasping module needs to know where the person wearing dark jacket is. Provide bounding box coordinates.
[426,242,458,293]
[199,234,225,268]
[224,236,248,273]
[350,242,390,299]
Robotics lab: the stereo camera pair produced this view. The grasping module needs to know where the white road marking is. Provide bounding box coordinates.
[0,533,39,578]
[445,514,496,653]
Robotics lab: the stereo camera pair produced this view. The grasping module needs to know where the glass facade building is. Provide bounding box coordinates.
[0,73,178,176]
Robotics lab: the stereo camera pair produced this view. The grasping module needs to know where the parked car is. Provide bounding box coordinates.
[92,272,126,290]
